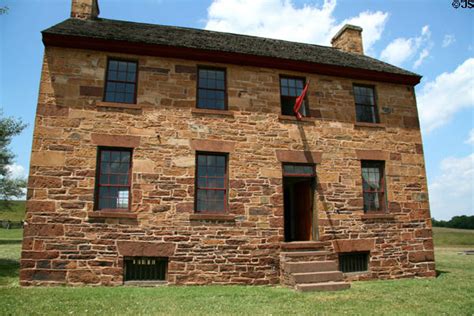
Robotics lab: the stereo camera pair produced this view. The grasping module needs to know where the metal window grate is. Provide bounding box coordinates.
[124,257,168,281]
[339,252,369,273]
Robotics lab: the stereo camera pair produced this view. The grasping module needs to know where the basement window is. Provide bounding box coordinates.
[339,252,369,273]
[124,257,168,282]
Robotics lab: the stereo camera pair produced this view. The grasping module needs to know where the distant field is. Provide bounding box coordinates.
[432,226,474,247]
[0,200,26,222]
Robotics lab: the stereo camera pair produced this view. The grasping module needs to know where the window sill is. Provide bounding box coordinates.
[278,115,316,123]
[97,101,143,110]
[88,211,138,219]
[354,122,386,129]
[191,108,234,117]
[360,213,394,220]
[189,213,236,221]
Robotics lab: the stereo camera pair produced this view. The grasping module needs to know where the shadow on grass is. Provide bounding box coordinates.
[0,258,19,285]
[436,270,450,277]
[0,240,22,245]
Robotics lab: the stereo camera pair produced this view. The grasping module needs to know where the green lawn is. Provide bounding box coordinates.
[433,226,474,247]
[0,200,26,221]
[0,228,472,315]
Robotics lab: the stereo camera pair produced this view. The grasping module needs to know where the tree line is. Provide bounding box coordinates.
[432,215,474,230]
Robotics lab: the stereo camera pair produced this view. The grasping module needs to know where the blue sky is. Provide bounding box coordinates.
[0,0,472,220]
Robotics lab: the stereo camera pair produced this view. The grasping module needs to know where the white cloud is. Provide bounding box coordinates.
[418,58,474,133]
[429,153,474,220]
[413,48,429,69]
[465,129,474,145]
[204,0,388,55]
[6,164,27,179]
[442,34,455,48]
[380,25,431,67]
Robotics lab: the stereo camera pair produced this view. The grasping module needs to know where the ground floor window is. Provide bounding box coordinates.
[195,153,228,213]
[95,147,132,211]
[361,160,386,212]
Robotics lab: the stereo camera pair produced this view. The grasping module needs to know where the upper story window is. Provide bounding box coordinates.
[280,76,308,116]
[95,148,132,211]
[197,67,226,110]
[104,59,138,104]
[361,161,386,213]
[195,153,227,213]
[353,85,379,123]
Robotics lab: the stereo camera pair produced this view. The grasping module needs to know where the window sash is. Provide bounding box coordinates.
[104,59,138,104]
[195,153,227,213]
[197,67,226,110]
[96,148,132,211]
[354,85,378,123]
[361,161,386,213]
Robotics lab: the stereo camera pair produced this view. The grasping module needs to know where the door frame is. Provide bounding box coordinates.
[282,163,318,241]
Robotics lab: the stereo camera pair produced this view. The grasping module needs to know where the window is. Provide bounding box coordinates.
[104,59,138,104]
[95,148,132,210]
[283,164,315,177]
[195,153,227,213]
[361,161,386,212]
[124,257,168,282]
[339,252,369,273]
[353,85,379,123]
[197,67,226,110]
[280,76,308,116]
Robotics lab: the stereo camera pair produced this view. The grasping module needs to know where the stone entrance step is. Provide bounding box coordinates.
[284,260,339,273]
[292,271,344,284]
[296,281,350,292]
[280,242,350,292]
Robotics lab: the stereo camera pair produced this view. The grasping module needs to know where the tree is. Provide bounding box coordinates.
[0,6,8,15]
[0,113,27,201]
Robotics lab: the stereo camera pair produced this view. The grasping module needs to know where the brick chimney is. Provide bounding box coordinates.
[331,24,364,55]
[71,0,100,20]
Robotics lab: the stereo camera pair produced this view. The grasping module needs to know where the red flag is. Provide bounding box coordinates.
[293,81,310,120]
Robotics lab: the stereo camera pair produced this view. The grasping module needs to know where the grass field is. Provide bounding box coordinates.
[0,200,26,221]
[0,227,472,315]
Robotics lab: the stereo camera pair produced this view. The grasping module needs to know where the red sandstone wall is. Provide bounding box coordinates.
[20,46,435,286]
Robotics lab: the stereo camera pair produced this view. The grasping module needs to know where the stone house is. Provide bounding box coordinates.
[20,0,436,291]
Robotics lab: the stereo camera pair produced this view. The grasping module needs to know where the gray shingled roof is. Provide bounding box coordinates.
[43,18,419,78]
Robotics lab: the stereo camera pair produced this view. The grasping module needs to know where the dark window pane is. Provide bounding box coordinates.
[108,71,117,81]
[109,61,118,71]
[125,94,134,103]
[118,61,127,71]
[281,97,295,115]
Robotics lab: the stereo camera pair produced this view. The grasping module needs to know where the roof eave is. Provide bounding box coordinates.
[42,32,422,86]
